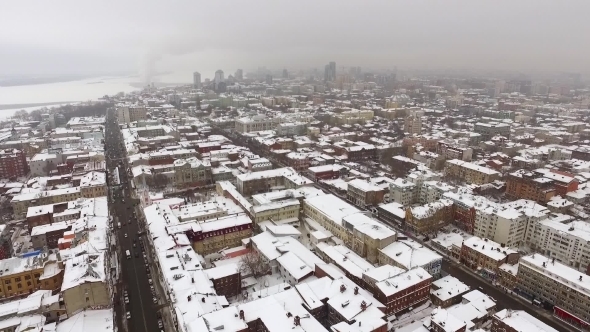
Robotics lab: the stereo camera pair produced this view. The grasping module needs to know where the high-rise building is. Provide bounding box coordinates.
[193,71,201,88]
[235,69,243,80]
[282,69,288,79]
[265,74,273,84]
[214,70,225,92]
[324,61,336,82]
[404,114,422,135]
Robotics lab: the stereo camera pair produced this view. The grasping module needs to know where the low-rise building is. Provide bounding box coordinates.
[445,159,501,185]
[405,199,453,235]
[378,240,443,277]
[346,178,385,207]
[304,194,396,263]
[430,275,470,308]
[236,167,313,196]
[491,309,558,332]
[30,222,71,250]
[61,252,108,315]
[460,236,519,281]
[374,267,432,315]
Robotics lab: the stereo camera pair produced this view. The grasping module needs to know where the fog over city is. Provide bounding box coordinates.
[2,0,590,80]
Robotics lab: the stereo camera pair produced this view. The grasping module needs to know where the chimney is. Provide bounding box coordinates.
[239,310,245,320]
[192,277,195,283]
[202,297,205,303]
[360,301,367,311]
[294,316,301,326]
[340,284,346,293]
[187,295,192,302]
[286,312,292,318]
[354,286,359,295]
[580,276,583,281]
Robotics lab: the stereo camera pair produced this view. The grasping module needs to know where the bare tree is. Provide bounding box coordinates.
[147,173,170,189]
[239,250,271,278]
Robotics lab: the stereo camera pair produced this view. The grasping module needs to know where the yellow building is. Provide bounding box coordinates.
[12,187,82,219]
[192,214,253,255]
[0,254,64,300]
[251,200,300,224]
[61,253,109,315]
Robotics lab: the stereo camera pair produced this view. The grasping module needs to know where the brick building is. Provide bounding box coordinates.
[346,179,385,207]
[0,149,28,179]
[205,264,242,298]
[460,237,520,281]
[374,267,432,315]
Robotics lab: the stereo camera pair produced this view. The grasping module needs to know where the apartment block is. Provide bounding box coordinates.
[506,170,556,204]
[444,159,500,185]
[0,149,29,178]
[236,167,312,196]
[517,254,590,328]
[346,178,385,207]
[474,122,511,140]
[116,104,147,123]
[403,114,422,135]
[234,115,280,133]
[304,194,396,263]
[474,199,549,248]
[389,178,416,207]
[526,218,590,272]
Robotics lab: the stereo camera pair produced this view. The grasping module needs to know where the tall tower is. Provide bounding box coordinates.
[235,69,243,81]
[324,62,336,82]
[214,70,225,92]
[193,72,201,88]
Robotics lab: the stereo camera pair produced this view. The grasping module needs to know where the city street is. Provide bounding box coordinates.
[105,108,163,332]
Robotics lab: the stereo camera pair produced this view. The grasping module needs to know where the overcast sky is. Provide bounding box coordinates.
[1,1,589,80]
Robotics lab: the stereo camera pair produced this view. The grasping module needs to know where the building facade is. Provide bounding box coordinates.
[0,149,29,178]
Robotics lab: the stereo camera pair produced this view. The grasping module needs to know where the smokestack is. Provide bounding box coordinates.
[360,301,367,311]
[239,310,245,320]
[354,286,359,295]
[294,316,300,326]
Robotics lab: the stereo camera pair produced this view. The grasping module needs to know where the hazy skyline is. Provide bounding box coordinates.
[2,1,590,80]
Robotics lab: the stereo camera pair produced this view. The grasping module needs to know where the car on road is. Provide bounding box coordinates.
[126,312,131,320]
[153,296,158,304]
[124,296,129,304]
[124,233,128,238]
[158,320,163,328]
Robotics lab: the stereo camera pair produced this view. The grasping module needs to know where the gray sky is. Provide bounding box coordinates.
[1,1,589,80]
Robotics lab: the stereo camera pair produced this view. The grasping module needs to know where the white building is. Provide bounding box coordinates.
[404,114,422,135]
[474,199,549,247]
[526,218,590,271]
[389,178,415,206]
[117,104,147,124]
